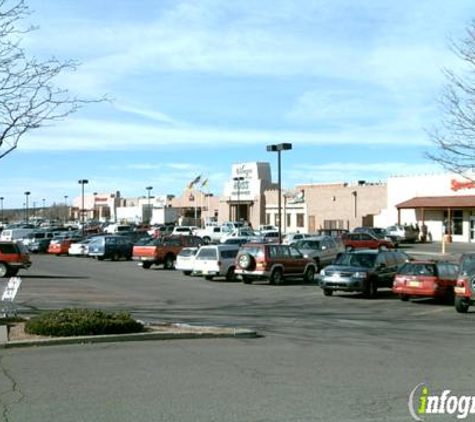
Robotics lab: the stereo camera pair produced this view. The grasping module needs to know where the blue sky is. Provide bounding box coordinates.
[1,0,475,208]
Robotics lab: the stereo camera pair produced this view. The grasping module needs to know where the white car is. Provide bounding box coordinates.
[175,247,199,276]
[192,244,240,281]
[282,232,311,245]
[68,238,93,256]
[220,228,256,243]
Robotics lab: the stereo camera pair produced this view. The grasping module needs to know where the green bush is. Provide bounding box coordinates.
[24,308,144,337]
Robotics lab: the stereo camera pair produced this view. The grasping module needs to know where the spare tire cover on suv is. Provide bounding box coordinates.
[238,253,255,270]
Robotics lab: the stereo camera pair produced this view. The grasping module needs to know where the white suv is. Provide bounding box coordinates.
[192,245,240,281]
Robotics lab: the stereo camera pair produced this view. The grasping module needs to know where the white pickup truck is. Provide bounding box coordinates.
[194,225,231,243]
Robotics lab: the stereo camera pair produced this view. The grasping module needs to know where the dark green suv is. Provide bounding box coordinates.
[317,249,411,298]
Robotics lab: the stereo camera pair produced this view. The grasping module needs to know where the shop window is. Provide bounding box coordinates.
[286,214,291,228]
[296,213,304,228]
[443,210,463,235]
[266,213,271,225]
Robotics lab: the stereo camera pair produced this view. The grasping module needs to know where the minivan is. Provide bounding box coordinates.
[192,244,240,281]
[88,235,134,261]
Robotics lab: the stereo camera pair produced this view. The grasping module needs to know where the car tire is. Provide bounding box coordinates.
[142,262,152,269]
[97,256,105,261]
[111,252,120,261]
[445,287,455,305]
[226,266,236,282]
[164,255,175,270]
[183,271,192,276]
[304,266,316,283]
[323,288,333,297]
[242,277,252,284]
[455,297,470,313]
[8,268,19,277]
[270,268,283,285]
[400,294,410,302]
[203,236,211,244]
[205,275,214,281]
[238,253,255,270]
[0,262,9,278]
[314,258,321,272]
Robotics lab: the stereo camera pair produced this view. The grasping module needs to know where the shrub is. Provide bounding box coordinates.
[24,308,144,337]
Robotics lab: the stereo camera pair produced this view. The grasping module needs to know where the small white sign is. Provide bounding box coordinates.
[2,277,22,302]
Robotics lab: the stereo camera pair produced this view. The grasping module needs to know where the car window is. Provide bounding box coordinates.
[0,243,18,254]
[196,248,218,260]
[334,253,376,267]
[399,263,436,276]
[164,237,182,246]
[221,249,239,259]
[289,246,303,258]
[460,254,475,276]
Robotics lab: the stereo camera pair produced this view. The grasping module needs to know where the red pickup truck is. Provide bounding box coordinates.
[132,236,203,269]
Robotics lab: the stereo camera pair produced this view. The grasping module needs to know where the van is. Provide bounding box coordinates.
[88,235,134,261]
[192,244,240,281]
[0,228,35,241]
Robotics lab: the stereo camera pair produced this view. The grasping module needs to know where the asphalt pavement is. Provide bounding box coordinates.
[0,242,473,421]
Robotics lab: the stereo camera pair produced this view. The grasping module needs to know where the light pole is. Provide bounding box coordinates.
[233,176,244,223]
[93,192,97,221]
[0,197,3,224]
[266,143,293,244]
[42,198,45,218]
[78,180,88,236]
[146,186,153,224]
[24,191,31,224]
[64,195,69,224]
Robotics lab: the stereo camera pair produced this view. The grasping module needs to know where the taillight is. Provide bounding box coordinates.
[457,278,467,288]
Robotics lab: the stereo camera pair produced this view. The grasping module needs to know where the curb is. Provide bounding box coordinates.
[0,326,259,349]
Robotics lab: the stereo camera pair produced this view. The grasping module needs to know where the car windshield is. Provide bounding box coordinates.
[398,263,436,276]
[333,253,376,268]
[196,248,218,260]
[295,240,321,250]
[179,248,197,257]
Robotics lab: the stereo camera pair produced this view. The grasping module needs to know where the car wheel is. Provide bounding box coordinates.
[203,236,211,244]
[111,252,120,261]
[0,262,9,278]
[97,256,105,261]
[226,266,236,282]
[164,255,175,270]
[455,297,470,313]
[183,271,192,276]
[323,288,333,297]
[314,258,321,272]
[400,294,410,302]
[238,253,255,270]
[445,287,455,305]
[8,268,19,277]
[304,266,316,283]
[345,246,353,252]
[142,262,152,269]
[270,268,283,285]
[242,277,252,284]
[205,275,214,281]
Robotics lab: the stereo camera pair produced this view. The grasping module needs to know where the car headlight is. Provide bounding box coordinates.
[320,269,326,276]
[353,272,367,279]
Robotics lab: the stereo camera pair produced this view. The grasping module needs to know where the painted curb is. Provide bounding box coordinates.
[0,327,259,349]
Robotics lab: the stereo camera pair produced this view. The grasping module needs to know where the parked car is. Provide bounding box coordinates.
[175,247,200,276]
[0,240,31,277]
[454,252,475,313]
[68,238,94,257]
[48,235,83,256]
[257,224,277,232]
[221,237,251,246]
[342,232,395,251]
[172,226,199,236]
[148,225,175,238]
[392,260,459,302]
[235,243,317,285]
[281,232,311,245]
[23,230,55,253]
[192,244,240,281]
[132,235,203,269]
[315,229,349,239]
[220,228,256,243]
[291,235,344,270]
[353,227,396,243]
[194,225,231,244]
[250,231,280,243]
[318,249,411,298]
[386,224,419,243]
[88,235,134,261]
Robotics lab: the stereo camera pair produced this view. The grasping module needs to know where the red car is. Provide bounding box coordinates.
[393,260,459,302]
[343,232,394,251]
[48,236,82,256]
[0,241,31,277]
[454,253,475,313]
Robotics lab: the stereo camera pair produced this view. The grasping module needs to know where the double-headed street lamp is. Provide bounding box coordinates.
[233,177,244,223]
[78,180,89,235]
[146,186,153,224]
[266,143,293,244]
[24,191,31,223]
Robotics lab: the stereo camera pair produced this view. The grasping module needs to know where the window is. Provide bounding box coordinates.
[196,248,218,260]
[296,213,304,228]
[443,210,463,235]
[287,214,291,228]
[289,246,302,258]
[266,213,271,225]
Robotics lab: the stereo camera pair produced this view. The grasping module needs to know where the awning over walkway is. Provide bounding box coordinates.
[396,196,475,209]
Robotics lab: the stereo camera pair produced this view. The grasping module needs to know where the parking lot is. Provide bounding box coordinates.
[3,242,475,421]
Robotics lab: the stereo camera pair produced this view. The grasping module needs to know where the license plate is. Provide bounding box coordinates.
[408,280,420,287]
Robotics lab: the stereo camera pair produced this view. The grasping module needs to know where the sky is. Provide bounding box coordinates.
[1,0,475,209]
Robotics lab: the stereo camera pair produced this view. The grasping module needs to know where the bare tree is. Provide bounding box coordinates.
[426,21,475,176]
[0,0,103,160]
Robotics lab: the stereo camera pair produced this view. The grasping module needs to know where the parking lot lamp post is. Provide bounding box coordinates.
[78,180,88,236]
[24,191,30,224]
[266,143,293,244]
[0,197,3,224]
[146,186,153,224]
[233,176,244,223]
[64,195,68,224]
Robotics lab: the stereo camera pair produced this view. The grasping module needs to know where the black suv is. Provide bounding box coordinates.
[317,249,411,298]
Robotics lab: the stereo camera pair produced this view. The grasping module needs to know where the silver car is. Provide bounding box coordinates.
[291,235,344,271]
